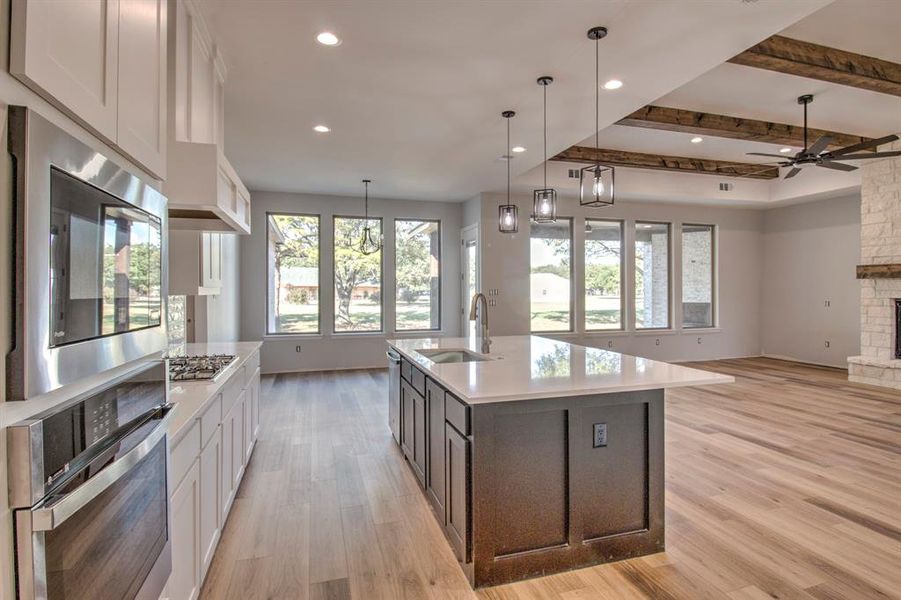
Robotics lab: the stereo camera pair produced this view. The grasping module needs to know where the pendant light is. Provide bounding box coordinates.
[580,26,615,208]
[498,110,519,234]
[359,179,382,255]
[532,76,557,223]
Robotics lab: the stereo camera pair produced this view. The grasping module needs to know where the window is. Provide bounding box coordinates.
[634,222,670,329]
[334,217,382,332]
[395,219,441,331]
[682,224,715,328]
[266,214,320,334]
[584,219,624,330]
[530,218,572,332]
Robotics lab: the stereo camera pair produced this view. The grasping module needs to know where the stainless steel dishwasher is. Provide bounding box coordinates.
[387,349,402,443]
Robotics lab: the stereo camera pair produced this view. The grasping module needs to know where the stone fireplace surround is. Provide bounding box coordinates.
[848,139,901,389]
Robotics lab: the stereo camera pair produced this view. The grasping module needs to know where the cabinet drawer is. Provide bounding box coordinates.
[401,358,412,383]
[410,366,426,396]
[171,420,200,490]
[246,350,260,374]
[220,366,245,415]
[200,395,222,449]
[445,393,470,436]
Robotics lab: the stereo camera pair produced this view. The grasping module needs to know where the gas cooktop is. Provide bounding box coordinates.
[168,354,237,382]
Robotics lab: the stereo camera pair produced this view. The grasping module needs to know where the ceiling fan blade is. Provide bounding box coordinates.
[806,135,833,156]
[818,161,858,172]
[746,152,791,158]
[829,150,901,161]
[784,167,802,179]
[831,134,900,156]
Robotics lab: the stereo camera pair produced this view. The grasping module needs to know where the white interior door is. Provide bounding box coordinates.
[461,225,480,337]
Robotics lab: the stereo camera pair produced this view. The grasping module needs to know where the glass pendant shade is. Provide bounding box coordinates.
[532,188,557,222]
[579,163,615,207]
[498,203,518,233]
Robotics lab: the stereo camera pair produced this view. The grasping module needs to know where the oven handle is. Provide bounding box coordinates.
[30,406,174,532]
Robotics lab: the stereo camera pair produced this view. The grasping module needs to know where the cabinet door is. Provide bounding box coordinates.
[117,0,167,177]
[199,427,222,580]
[426,380,446,521]
[411,388,427,487]
[201,232,223,290]
[445,424,470,563]
[250,369,261,439]
[400,381,414,460]
[232,392,246,489]
[243,385,254,461]
[221,403,234,521]
[10,0,120,140]
[170,459,201,600]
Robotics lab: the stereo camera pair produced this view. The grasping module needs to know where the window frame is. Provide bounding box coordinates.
[633,220,672,331]
[393,218,442,333]
[529,216,575,334]
[584,218,626,332]
[332,214,385,335]
[265,211,322,336]
[681,223,717,329]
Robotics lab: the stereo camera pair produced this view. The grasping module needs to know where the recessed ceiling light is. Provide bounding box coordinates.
[512,146,526,153]
[690,136,703,144]
[779,147,792,153]
[316,31,341,46]
[313,124,330,133]
[603,79,623,90]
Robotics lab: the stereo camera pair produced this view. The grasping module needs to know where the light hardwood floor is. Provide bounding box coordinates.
[199,358,901,600]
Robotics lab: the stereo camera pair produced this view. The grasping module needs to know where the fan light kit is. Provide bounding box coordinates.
[316,31,341,46]
[746,94,901,179]
[580,26,615,207]
[313,124,330,133]
[532,76,557,223]
[359,179,382,255]
[498,111,519,234]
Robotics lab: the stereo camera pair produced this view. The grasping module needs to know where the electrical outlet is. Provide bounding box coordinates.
[593,423,608,448]
[825,341,831,348]
[697,337,702,344]
[824,300,831,307]
[295,345,302,353]
[607,340,613,348]
[655,338,661,346]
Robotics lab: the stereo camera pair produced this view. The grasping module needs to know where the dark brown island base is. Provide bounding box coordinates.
[386,336,731,588]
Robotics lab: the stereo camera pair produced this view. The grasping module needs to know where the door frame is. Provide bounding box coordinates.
[460,224,480,337]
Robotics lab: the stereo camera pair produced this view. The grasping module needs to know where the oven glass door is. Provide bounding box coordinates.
[49,166,163,348]
[41,435,168,600]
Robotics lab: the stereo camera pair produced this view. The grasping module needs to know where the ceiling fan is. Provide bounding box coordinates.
[746,94,901,179]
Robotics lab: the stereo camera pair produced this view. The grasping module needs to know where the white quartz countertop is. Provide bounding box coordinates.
[387,335,733,404]
[167,341,262,444]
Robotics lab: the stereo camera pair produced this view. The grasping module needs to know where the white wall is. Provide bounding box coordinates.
[241,191,463,373]
[761,194,861,367]
[475,193,765,362]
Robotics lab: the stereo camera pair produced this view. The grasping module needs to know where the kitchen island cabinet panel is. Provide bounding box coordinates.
[426,379,446,520]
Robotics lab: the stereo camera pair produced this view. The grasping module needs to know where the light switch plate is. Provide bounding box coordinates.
[593,423,607,448]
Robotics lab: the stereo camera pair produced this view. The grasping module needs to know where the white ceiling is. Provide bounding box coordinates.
[544,0,901,206]
[199,0,830,202]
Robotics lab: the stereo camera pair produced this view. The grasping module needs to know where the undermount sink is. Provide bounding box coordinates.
[417,348,490,364]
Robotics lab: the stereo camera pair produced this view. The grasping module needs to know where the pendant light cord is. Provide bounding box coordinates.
[506,115,511,204]
[595,33,599,156]
[543,83,548,189]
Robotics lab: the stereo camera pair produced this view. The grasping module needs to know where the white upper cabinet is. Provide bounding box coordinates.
[10,0,120,140]
[118,0,168,177]
[165,0,251,234]
[10,0,167,179]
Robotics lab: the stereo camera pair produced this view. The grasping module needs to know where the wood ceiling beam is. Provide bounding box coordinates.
[617,105,871,151]
[551,147,779,180]
[727,35,901,98]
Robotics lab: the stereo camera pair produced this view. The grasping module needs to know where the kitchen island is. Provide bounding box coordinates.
[386,335,732,588]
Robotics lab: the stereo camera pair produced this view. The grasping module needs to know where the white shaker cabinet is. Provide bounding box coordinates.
[117,0,168,177]
[169,459,201,600]
[10,0,120,140]
[10,0,168,179]
[168,230,223,296]
[199,425,222,580]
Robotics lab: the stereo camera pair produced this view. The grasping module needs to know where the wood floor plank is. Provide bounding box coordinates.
[199,358,901,600]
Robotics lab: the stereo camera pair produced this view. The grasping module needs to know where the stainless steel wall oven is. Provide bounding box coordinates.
[7,360,173,600]
[7,107,169,401]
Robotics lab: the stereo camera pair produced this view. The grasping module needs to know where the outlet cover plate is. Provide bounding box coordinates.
[593,423,608,448]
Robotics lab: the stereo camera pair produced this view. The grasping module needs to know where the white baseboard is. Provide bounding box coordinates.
[261,364,386,376]
[759,353,848,370]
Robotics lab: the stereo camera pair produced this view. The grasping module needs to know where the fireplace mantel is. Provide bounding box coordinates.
[856,264,901,279]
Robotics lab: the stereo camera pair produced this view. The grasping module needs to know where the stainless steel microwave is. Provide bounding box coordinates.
[7,107,169,400]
